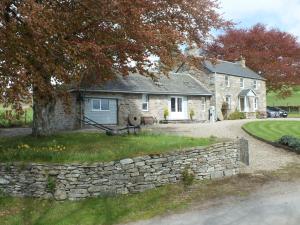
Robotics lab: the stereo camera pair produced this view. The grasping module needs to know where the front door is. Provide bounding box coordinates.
[169,96,187,120]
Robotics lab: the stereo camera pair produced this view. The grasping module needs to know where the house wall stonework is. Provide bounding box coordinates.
[82,92,210,126]
[0,141,242,201]
[214,73,266,120]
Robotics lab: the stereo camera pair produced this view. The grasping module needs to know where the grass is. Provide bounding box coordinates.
[288,113,300,118]
[0,105,33,128]
[243,121,300,142]
[1,163,300,225]
[267,86,300,106]
[0,132,216,163]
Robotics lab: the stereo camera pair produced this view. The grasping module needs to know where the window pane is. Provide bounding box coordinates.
[92,99,100,110]
[171,98,176,112]
[240,78,244,87]
[177,98,182,112]
[101,99,109,111]
[142,103,148,111]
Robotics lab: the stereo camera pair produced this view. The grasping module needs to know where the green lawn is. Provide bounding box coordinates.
[243,121,300,142]
[267,86,300,106]
[0,132,216,163]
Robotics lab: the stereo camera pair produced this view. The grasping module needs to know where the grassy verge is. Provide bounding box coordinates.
[1,163,300,225]
[0,132,216,163]
[242,121,300,142]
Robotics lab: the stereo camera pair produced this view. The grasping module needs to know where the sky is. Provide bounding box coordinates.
[219,0,300,39]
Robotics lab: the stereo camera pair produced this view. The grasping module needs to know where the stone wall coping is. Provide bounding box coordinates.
[0,141,236,167]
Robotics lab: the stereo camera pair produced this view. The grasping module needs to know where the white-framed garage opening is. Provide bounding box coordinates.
[84,97,118,125]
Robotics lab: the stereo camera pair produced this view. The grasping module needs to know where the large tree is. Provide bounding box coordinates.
[208,24,300,96]
[0,0,227,136]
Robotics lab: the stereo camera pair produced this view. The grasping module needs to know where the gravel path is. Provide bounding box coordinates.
[147,118,300,173]
[0,127,32,137]
[127,181,300,225]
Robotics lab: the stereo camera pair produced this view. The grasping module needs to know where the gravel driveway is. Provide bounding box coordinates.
[147,118,300,173]
[127,181,300,225]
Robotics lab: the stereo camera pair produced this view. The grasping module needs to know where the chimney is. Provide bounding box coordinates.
[238,56,246,68]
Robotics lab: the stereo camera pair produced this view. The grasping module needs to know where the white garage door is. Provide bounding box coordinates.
[84,98,117,124]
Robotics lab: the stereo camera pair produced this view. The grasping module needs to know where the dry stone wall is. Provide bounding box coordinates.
[0,141,242,201]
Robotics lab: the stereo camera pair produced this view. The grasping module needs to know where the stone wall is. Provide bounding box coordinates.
[0,141,242,201]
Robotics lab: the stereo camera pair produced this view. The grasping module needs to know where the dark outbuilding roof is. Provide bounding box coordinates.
[80,73,212,96]
[204,60,264,80]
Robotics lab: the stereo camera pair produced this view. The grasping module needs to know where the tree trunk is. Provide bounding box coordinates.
[32,94,57,136]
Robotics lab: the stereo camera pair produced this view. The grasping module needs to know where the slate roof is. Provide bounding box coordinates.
[204,60,265,80]
[239,89,257,97]
[80,73,212,96]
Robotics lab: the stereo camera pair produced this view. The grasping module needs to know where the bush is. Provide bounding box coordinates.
[163,108,169,120]
[189,109,195,120]
[256,111,267,119]
[181,167,195,187]
[278,135,300,153]
[227,111,246,120]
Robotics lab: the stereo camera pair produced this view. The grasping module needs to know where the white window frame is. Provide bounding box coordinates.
[253,80,258,90]
[254,97,259,110]
[142,94,149,111]
[225,95,231,110]
[225,75,230,87]
[91,99,110,112]
[240,78,244,88]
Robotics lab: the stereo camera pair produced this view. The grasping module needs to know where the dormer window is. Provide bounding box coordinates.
[240,78,244,88]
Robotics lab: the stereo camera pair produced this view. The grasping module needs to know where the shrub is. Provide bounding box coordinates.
[189,109,195,120]
[163,108,169,120]
[278,135,300,153]
[181,167,195,187]
[256,111,267,119]
[221,102,229,119]
[227,110,246,120]
[47,176,56,193]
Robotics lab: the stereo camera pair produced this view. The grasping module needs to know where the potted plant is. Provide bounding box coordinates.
[162,108,169,123]
[189,109,195,121]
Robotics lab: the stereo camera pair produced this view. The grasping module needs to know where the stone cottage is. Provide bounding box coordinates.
[52,59,266,130]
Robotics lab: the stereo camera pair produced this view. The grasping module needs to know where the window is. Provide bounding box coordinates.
[177,98,183,112]
[171,98,176,112]
[142,94,149,111]
[91,99,110,111]
[171,97,184,113]
[225,76,230,87]
[240,97,245,112]
[225,95,231,110]
[240,78,244,88]
[254,97,259,110]
[253,80,258,89]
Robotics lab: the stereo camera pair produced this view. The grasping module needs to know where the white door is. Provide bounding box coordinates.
[84,98,117,124]
[169,96,187,120]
